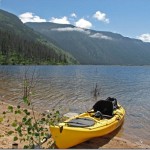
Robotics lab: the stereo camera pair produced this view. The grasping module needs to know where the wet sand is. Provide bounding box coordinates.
[0,101,149,149]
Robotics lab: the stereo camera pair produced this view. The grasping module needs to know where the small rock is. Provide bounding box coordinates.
[44,110,50,114]
[2,140,7,145]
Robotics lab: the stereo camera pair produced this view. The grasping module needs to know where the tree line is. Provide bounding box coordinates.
[0,29,72,65]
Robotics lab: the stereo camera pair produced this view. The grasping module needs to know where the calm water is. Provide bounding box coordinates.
[0,65,150,145]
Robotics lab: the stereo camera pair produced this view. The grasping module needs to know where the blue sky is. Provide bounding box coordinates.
[0,0,150,42]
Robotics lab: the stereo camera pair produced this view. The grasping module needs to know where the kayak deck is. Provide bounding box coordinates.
[50,104,125,148]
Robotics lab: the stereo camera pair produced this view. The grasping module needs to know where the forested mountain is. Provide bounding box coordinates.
[0,9,77,65]
[26,22,150,65]
[1,8,150,65]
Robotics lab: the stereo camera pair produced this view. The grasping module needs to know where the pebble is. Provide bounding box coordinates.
[2,140,7,145]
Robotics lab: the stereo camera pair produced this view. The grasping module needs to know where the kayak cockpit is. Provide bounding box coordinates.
[64,98,120,127]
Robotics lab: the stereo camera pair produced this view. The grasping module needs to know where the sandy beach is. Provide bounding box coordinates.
[0,101,149,149]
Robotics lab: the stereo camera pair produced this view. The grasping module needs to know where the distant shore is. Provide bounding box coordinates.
[0,101,149,149]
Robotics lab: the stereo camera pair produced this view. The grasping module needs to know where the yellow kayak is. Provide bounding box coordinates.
[50,98,125,149]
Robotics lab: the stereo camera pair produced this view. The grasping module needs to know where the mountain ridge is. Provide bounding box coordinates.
[1,8,150,65]
[0,9,77,65]
[26,22,150,65]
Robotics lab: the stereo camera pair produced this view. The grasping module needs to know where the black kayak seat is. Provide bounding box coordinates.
[106,97,119,109]
[66,117,95,127]
[93,100,113,116]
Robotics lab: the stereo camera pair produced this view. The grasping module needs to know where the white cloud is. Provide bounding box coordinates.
[19,12,46,23]
[49,16,70,24]
[93,11,109,23]
[75,18,92,29]
[71,13,77,18]
[137,33,150,42]
[51,27,90,34]
[89,33,112,40]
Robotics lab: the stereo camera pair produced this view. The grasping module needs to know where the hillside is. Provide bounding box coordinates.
[26,22,150,65]
[0,9,77,65]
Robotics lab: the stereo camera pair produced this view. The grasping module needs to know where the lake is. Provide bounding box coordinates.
[0,65,150,145]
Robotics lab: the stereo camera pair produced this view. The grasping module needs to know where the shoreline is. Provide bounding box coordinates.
[0,101,150,149]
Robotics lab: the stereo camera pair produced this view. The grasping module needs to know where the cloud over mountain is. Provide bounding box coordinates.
[49,16,70,24]
[19,12,46,23]
[75,18,92,29]
[51,27,90,34]
[89,33,112,40]
[137,33,150,42]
